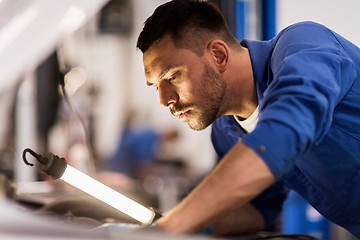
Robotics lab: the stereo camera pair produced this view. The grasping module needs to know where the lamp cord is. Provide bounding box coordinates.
[60,83,96,177]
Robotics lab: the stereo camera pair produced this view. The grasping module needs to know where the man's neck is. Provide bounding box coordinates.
[223,47,257,118]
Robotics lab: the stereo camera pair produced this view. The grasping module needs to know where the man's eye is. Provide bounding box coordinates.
[168,76,175,82]
[147,82,158,91]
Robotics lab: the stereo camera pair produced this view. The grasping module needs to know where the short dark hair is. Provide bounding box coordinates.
[136,0,237,55]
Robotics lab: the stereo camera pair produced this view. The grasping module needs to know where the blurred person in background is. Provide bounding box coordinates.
[105,111,180,180]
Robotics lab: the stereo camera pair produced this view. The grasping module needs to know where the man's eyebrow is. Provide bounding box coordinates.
[158,68,170,79]
[146,68,171,87]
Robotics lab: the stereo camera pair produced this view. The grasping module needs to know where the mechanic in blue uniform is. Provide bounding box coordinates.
[136,0,360,237]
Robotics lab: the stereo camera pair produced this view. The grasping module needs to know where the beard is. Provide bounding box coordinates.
[170,62,227,131]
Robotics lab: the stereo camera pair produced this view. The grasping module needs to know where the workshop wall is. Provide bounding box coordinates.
[277,0,360,46]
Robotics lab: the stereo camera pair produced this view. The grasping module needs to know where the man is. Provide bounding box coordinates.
[136,0,360,237]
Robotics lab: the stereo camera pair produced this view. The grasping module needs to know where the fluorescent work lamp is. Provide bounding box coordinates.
[22,148,160,225]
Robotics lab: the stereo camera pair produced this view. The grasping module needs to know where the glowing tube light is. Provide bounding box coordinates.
[60,165,155,225]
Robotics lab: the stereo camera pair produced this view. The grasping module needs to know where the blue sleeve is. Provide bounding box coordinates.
[242,22,357,178]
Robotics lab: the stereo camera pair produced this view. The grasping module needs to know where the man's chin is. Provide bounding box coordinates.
[187,120,212,131]
[182,111,218,131]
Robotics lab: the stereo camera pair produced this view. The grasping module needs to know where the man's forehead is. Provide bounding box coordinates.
[142,35,199,80]
[143,49,177,79]
[144,58,175,84]
[144,39,172,67]
[144,56,161,74]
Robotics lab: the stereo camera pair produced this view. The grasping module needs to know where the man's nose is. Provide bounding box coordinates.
[158,83,178,108]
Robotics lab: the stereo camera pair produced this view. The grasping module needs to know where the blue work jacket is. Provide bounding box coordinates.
[211,22,360,237]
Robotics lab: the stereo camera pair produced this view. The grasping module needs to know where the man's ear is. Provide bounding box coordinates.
[207,40,229,73]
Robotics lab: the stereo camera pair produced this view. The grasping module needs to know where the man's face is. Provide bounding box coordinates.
[143,35,226,130]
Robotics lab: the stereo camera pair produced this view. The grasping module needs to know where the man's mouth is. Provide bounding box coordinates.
[173,110,191,121]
